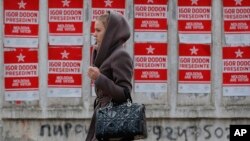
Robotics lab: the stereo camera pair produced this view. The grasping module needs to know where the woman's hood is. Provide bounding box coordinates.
[94,11,131,68]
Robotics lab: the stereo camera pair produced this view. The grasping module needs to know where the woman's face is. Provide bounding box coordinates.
[93,20,106,47]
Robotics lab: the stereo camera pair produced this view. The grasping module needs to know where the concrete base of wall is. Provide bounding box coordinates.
[2,119,249,141]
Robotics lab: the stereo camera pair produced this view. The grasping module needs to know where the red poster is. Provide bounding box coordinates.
[48,47,82,97]
[4,48,39,101]
[48,0,83,45]
[178,44,211,93]
[178,0,212,43]
[223,0,250,45]
[134,0,168,42]
[223,46,250,96]
[4,0,39,48]
[134,43,168,92]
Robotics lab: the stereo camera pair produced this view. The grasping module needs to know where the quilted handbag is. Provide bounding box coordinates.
[95,100,147,140]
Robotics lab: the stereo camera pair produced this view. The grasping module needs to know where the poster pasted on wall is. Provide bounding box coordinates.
[134,0,168,42]
[134,43,168,93]
[4,48,39,101]
[223,46,250,96]
[178,0,212,43]
[4,0,39,48]
[48,0,83,45]
[48,47,82,97]
[178,44,211,93]
[223,0,250,45]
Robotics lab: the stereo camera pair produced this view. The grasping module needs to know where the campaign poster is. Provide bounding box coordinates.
[178,0,212,43]
[48,0,83,45]
[134,0,168,42]
[48,47,82,97]
[223,46,250,96]
[223,0,250,45]
[91,0,125,45]
[134,43,168,92]
[4,48,39,101]
[178,44,211,93]
[4,0,39,48]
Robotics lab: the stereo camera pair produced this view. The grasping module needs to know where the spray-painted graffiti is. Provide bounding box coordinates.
[40,123,88,138]
[39,122,230,141]
[148,125,229,141]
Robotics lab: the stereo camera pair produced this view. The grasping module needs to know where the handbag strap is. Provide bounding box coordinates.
[107,87,132,108]
[123,87,132,103]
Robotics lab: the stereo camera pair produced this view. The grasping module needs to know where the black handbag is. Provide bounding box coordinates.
[95,99,147,140]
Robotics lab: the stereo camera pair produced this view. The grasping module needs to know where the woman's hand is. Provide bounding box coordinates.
[87,66,100,81]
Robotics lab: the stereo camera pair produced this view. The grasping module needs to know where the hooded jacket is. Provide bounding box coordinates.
[86,11,133,141]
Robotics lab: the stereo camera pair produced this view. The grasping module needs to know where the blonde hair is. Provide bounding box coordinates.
[96,12,110,29]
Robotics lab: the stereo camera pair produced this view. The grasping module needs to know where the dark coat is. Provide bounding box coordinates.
[86,11,133,141]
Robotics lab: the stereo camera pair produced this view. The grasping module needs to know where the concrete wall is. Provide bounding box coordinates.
[1,0,250,141]
[2,119,250,141]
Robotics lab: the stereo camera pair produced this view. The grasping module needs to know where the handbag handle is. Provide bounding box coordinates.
[108,99,132,109]
[107,87,132,109]
[123,87,132,102]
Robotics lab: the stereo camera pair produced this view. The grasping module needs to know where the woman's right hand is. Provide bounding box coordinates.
[87,66,100,81]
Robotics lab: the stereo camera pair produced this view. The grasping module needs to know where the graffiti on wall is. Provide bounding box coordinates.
[40,123,88,138]
[148,125,229,141]
[39,123,229,141]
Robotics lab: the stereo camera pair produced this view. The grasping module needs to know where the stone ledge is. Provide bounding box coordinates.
[2,107,250,119]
